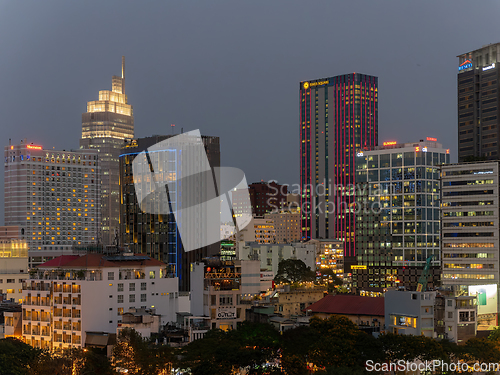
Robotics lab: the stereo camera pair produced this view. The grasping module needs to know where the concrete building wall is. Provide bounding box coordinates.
[385,290,436,338]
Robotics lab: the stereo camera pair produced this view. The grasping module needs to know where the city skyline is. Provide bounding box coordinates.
[1,1,500,225]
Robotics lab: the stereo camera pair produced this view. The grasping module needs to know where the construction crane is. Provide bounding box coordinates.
[416,255,434,292]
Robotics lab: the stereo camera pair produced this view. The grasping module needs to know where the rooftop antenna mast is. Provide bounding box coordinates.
[121,56,125,94]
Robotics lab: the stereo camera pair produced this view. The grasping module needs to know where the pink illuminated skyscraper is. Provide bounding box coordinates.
[299,73,378,265]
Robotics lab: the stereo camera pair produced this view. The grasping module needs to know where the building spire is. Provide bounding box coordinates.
[121,56,125,94]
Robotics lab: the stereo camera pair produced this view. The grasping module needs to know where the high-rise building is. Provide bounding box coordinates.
[4,140,100,267]
[458,43,500,161]
[119,134,220,291]
[353,139,450,293]
[80,57,134,245]
[232,182,287,218]
[300,73,378,265]
[441,161,499,326]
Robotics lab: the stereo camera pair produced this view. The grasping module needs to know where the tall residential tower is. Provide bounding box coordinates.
[80,57,134,245]
[300,73,378,264]
[458,43,500,161]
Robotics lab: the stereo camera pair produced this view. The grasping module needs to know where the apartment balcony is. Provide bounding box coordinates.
[23,281,52,292]
[63,324,72,331]
[72,298,81,305]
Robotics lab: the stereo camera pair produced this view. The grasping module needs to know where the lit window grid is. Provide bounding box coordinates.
[4,144,100,257]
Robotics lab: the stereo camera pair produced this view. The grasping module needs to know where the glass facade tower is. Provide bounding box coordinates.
[353,139,450,292]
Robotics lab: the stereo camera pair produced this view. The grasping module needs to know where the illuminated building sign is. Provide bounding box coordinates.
[426,137,437,142]
[422,147,428,152]
[356,152,364,157]
[458,60,472,72]
[217,307,236,320]
[303,80,329,89]
[351,265,367,270]
[483,63,496,71]
[26,145,42,150]
[383,141,397,146]
[446,149,450,154]
[415,146,420,152]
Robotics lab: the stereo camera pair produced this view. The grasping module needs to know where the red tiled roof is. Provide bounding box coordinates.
[38,255,80,268]
[37,253,165,269]
[305,295,384,316]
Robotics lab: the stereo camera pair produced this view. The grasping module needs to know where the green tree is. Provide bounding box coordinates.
[488,326,500,342]
[181,323,282,375]
[307,315,374,371]
[274,259,316,284]
[461,337,500,364]
[180,329,238,375]
[0,338,41,375]
[113,328,175,375]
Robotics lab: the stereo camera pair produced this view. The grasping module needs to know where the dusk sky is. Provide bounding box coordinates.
[1,1,500,224]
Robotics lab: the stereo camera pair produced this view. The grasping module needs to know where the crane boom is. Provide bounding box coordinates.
[416,255,434,292]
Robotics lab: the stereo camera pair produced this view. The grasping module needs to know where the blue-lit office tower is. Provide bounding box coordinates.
[353,139,450,292]
[119,134,220,291]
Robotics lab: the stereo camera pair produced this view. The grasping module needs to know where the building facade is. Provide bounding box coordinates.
[275,289,325,319]
[253,217,276,244]
[22,253,180,351]
[264,210,300,244]
[238,242,317,274]
[353,139,450,292]
[4,140,100,266]
[441,161,499,324]
[311,239,344,279]
[119,134,220,291]
[80,57,134,246]
[435,294,477,344]
[190,260,260,331]
[0,240,28,303]
[458,43,500,161]
[385,290,436,338]
[232,182,287,218]
[300,73,378,270]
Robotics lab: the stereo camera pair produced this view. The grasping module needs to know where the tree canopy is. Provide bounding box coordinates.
[274,259,316,284]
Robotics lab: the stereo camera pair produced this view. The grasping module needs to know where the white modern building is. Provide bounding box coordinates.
[4,139,100,267]
[441,161,499,324]
[22,253,181,351]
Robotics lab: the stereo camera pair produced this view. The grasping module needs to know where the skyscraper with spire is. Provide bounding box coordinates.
[80,57,134,245]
